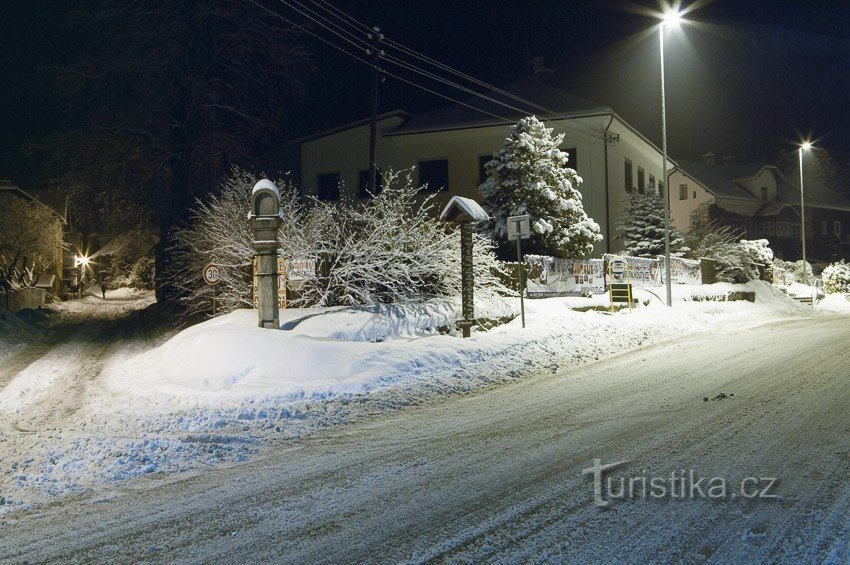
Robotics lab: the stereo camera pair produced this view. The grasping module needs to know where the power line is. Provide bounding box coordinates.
[251,0,611,143]
[307,0,609,137]
[244,0,514,124]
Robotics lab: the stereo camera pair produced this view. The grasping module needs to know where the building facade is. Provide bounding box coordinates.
[668,156,850,261]
[295,77,670,256]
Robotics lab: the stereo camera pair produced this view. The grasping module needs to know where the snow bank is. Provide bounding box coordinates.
[104,284,798,404]
[816,293,850,314]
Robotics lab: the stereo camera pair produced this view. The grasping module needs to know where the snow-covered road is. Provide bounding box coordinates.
[2,314,848,562]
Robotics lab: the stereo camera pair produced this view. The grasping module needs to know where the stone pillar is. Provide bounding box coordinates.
[249,179,282,329]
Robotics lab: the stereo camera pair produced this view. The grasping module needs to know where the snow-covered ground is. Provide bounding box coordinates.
[0,282,841,516]
[2,307,848,563]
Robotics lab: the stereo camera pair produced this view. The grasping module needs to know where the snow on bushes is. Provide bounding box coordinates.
[710,239,774,283]
[822,261,850,294]
[479,116,602,259]
[617,190,686,257]
[170,168,511,317]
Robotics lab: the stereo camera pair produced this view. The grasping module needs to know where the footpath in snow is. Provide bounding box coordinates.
[0,281,840,512]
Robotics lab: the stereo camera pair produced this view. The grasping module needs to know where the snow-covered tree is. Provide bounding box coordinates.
[479,116,602,259]
[169,168,302,317]
[616,191,686,257]
[710,239,774,283]
[684,202,742,260]
[0,194,64,288]
[822,261,850,293]
[171,168,511,317]
[298,170,511,307]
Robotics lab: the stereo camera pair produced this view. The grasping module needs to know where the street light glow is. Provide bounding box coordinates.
[801,141,813,151]
[662,9,683,26]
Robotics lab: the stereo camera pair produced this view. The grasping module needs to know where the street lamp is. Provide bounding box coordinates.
[799,141,813,285]
[659,7,682,306]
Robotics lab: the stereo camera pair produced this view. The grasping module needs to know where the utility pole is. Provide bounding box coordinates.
[367,27,383,195]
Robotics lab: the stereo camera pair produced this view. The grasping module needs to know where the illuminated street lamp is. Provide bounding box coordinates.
[659,7,683,307]
[799,141,813,285]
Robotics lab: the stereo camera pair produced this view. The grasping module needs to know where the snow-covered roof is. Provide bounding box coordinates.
[439,196,489,223]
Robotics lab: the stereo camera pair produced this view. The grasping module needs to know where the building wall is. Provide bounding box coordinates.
[667,170,715,232]
[300,113,666,257]
[605,118,667,251]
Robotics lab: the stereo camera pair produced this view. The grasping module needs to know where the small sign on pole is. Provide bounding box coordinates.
[203,263,221,316]
[507,214,531,328]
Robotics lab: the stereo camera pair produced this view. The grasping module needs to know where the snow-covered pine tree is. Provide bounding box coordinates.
[616,190,686,257]
[479,116,602,259]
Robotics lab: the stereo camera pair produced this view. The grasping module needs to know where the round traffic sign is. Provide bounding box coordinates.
[203,263,222,285]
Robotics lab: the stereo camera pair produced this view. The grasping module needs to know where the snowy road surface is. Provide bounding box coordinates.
[1,314,848,562]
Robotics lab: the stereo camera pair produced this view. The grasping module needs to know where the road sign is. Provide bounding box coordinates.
[203,263,222,286]
[507,214,531,241]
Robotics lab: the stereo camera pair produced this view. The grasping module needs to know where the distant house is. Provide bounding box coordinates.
[668,156,850,261]
[0,180,70,295]
[293,76,673,255]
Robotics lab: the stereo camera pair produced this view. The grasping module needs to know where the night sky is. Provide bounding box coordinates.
[2,0,849,190]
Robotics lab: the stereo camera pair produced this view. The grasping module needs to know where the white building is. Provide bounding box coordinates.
[294,77,670,255]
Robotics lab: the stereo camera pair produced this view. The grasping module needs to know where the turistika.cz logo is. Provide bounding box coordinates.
[582,459,779,507]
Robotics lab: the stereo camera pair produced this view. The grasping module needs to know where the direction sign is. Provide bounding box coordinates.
[203,263,222,286]
[507,214,531,241]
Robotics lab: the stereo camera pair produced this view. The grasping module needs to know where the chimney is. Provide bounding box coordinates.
[701,152,716,166]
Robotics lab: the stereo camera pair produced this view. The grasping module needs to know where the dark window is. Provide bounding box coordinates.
[478,154,493,186]
[624,159,633,192]
[648,174,656,191]
[564,147,578,171]
[358,169,383,198]
[679,184,688,200]
[693,191,697,199]
[317,173,340,201]
[835,221,842,236]
[760,187,767,201]
[419,159,449,192]
[821,221,827,235]
[659,181,664,199]
[637,168,645,194]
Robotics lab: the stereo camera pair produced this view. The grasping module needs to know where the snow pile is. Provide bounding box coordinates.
[815,293,850,314]
[104,282,796,405]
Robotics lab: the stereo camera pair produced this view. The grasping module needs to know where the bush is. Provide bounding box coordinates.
[711,239,774,283]
[129,256,155,289]
[171,168,511,317]
[822,261,850,294]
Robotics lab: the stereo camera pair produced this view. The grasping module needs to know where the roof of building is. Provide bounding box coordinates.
[387,77,612,136]
[0,182,68,222]
[675,160,771,201]
[675,159,850,213]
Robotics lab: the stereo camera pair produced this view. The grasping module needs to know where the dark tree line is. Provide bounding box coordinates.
[31,0,313,298]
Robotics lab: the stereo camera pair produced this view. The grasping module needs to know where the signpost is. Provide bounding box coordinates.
[203,262,222,316]
[439,196,489,338]
[507,214,531,328]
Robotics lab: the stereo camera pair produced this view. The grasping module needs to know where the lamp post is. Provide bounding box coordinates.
[659,9,681,307]
[799,141,812,285]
